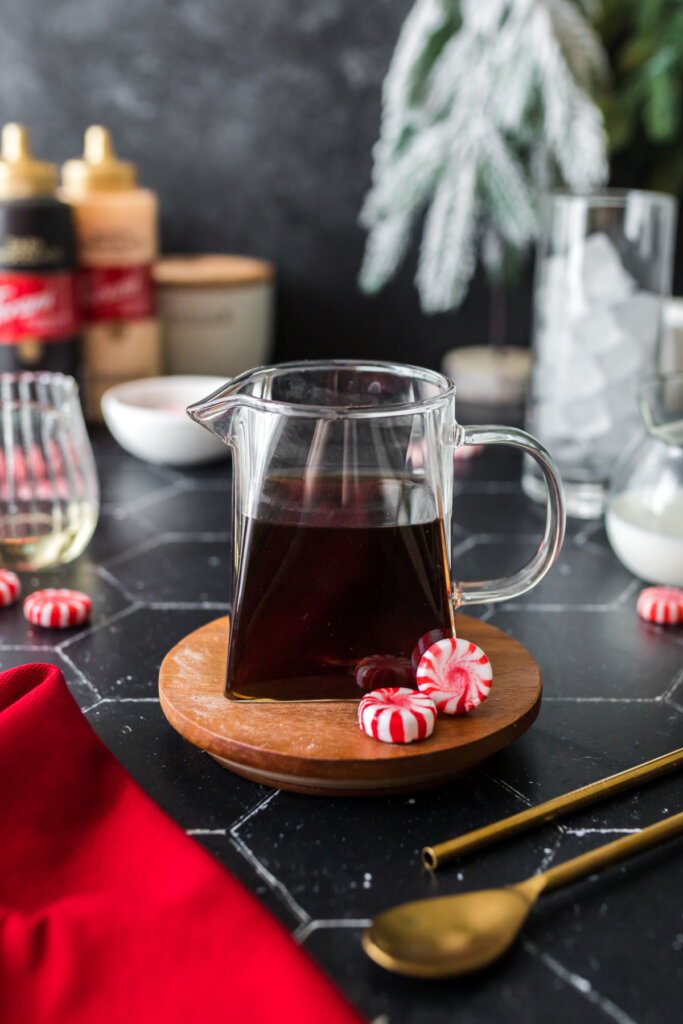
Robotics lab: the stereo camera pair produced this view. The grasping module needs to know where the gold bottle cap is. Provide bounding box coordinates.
[0,123,57,199]
[61,126,137,193]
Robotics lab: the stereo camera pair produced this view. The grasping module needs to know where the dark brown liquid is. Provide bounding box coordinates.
[227,476,454,700]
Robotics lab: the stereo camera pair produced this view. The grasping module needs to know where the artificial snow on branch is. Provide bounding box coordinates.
[359,0,610,314]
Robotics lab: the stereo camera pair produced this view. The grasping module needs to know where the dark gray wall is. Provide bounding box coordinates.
[0,0,533,368]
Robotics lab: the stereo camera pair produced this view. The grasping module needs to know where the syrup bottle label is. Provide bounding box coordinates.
[76,265,154,322]
[0,271,78,342]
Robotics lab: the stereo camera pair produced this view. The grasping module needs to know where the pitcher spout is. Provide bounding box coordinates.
[186,378,243,445]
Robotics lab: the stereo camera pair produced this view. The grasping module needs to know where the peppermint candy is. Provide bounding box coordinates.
[24,588,91,629]
[411,627,451,674]
[355,655,414,691]
[637,586,683,626]
[358,687,437,744]
[453,444,483,461]
[417,637,492,714]
[0,570,20,607]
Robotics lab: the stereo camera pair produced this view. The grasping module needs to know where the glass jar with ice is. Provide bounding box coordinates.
[606,373,683,586]
[524,190,678,518]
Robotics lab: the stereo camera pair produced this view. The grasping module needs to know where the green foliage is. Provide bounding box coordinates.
[599,0,683,191]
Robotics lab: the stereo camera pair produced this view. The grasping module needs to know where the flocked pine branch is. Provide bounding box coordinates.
[359,0,609,314]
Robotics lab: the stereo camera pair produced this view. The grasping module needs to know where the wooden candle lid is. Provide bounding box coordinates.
[153,254,274,288]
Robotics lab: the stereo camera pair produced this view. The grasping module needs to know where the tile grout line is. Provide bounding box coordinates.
[102,533,174,567]
[83,697,161,712]
[543,697,656,704]
[564,828,640,836]
[100,478,187,519]
[658,667,683,703]
[229,789,280,833]
[95,564,139,603]
[57,602,143,651]
[226,790,311,925]
[572,521,601,547]
[186,828,228,836]
[228,834,310,925]
[57,647,101,702]
[484,773,534,808]
[614,578,640,607]
[524,941,639,1024]
[293,919,373,945]
[145,601,231,611]
[0,644,62,651]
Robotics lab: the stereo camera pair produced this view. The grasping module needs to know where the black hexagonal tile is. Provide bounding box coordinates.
[96,452,178,509]
[133,487,232,535]
[451,490,547,538]
[234,774,560,922]
[65,606,221,698]
[488,608,683,699]
[83,509,157,563]
[485,698,683,805]
[455,541,636,608]
[106,539,230,603]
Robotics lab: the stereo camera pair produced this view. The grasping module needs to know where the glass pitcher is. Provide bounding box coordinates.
[606,372,683,585]
[0,372,99,569]
[188,361,565,701]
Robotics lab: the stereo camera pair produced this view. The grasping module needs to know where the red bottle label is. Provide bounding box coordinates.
[76,266,155,323]
[0,272,78,343]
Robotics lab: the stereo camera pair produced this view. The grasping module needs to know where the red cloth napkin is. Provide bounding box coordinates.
[0,664,365,1024]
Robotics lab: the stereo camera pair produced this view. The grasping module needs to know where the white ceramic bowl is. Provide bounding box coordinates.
[101,375,230,466]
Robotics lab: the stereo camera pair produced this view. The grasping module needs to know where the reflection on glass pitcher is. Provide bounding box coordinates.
[0,372,99,569]
[189,361,565,702]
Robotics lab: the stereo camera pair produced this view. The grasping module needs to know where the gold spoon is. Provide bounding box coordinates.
[363,810,683,978]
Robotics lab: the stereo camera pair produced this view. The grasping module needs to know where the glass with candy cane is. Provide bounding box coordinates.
[189,361,565,702]
[0,372,99,569]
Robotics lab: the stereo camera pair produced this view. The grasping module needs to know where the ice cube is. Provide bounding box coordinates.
[595,333,643,383]
[572,308,625,356]
[534,399,568,439]
[605,380,639,420]
[533,337,607,400]
[581,233,636,308]
[536,254,588,324]
[563,393,612,440]
[612,291,661,351]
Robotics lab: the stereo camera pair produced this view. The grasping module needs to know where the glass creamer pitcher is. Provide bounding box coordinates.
[188,361,565,701]
[606,372,683,585]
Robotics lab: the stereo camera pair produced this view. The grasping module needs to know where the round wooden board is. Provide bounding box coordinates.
[158,615,541,797]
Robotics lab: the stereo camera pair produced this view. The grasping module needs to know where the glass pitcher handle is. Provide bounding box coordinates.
[453,425,565,606]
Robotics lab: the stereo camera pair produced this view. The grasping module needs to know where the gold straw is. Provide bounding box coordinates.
[422,747,683,870]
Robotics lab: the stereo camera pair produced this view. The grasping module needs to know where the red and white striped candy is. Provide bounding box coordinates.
[0,570,20,607]
[358,687,437,744]
[417,638,492,714]
[411,627,451,674]
[637,586,683,626]
[355,655,414,690]
[24,588,91,629]
[454,444,484,461]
